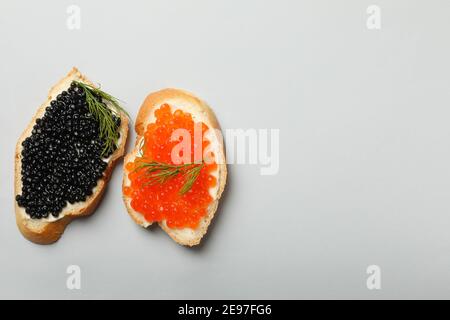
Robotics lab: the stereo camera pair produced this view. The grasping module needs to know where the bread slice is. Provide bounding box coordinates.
[14,67,129,245]
[122,89,227,246]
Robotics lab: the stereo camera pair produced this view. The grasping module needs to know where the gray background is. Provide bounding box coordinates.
[0,0,449,299]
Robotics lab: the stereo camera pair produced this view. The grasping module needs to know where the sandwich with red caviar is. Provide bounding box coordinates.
[122,89,227,246]
[15,68,129,244]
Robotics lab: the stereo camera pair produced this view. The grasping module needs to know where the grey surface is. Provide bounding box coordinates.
[1,0,450,299]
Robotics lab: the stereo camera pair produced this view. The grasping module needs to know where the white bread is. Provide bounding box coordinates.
[122,89,227,246]
[14,68,129,245]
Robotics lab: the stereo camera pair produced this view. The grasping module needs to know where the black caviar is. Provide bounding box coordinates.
[16,82,121,219]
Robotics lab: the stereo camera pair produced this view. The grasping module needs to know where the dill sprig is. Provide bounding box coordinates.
[134,161,205,195]
[73,81,129,157]
[179,164,204,195]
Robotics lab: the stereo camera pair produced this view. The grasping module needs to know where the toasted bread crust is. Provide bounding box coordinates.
[14,68,129,245]
[122,89,227,246]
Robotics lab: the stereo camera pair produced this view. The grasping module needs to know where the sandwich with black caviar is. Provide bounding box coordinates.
[14,68,129,244]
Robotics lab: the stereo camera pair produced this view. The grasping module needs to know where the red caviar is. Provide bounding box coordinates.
[123,104,217,229]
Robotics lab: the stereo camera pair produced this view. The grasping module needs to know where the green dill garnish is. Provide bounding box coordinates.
[73,81,129,157]
[134,161,205,195]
